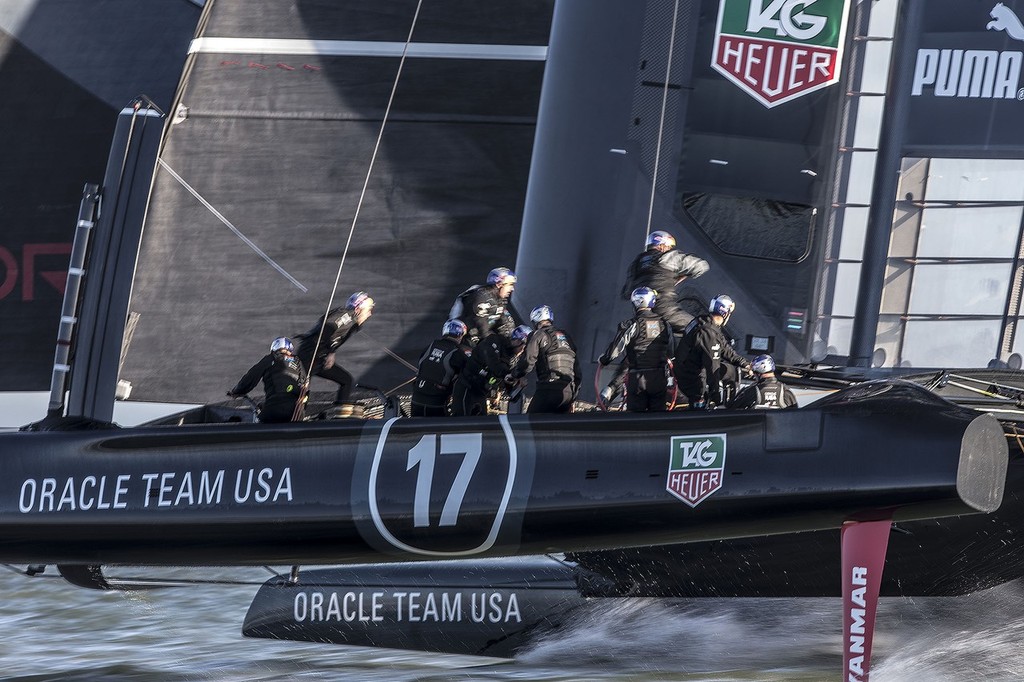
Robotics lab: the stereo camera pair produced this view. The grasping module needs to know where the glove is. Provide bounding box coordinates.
[598,355,610,367]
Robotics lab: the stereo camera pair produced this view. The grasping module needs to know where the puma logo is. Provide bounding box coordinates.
[988,2,1024,41]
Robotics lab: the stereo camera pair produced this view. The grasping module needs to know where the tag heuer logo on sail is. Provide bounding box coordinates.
[712,0,851,107]
[667,434,726,507]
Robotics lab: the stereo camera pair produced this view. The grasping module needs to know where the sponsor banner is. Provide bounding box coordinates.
[711,0,852,107]
[841,518,892,682]
[906,0,1024,152]
[666,434,727,507]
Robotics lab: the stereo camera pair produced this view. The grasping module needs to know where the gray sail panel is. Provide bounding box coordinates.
[0,1,199,391]
[120,1,551,403]
[199,0,552,45]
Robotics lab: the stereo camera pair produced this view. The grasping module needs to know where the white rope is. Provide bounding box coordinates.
[303,0,425,373]
[158,159,308,292]
[644,0,682,244]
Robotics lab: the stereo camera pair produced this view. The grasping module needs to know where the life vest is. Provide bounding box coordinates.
[536,327,576,383]
[415,338,465,395]
[627,310,670,370]
[263,354,305,407]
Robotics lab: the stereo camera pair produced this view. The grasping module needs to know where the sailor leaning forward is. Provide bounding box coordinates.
[293,291,374,415]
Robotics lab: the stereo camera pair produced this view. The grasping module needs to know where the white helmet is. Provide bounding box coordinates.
[630,286,657,310]
[487,267,517,287]
[442,319,467,338]
[530,305,554,325]
[709,295,735,318]
[646,230,676,249]
[346,291,374,311]
[751,354,775,374]
[511,324,532,344]
[270,337,294,354]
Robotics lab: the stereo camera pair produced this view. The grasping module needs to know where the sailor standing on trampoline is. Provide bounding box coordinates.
[411,319,471,417]
[602,230,709,406]
[599,287,672,412]
[674,294,752,409]
[293,291,374,414]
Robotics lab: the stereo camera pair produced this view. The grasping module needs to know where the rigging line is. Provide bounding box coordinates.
[385,376,417,396]
[644,0,682,244]
[302,0,424,383]
[157,158,308,292]
[381,345,417,372]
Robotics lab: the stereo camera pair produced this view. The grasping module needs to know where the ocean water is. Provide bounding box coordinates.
[3,565,1024,681]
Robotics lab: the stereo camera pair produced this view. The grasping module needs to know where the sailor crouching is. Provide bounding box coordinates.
[507,306,581,414]
[228,337,307,423]
[728,354,798,409]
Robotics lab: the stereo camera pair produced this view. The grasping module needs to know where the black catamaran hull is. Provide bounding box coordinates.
[1,382,1007,566]
[242,557,591,658]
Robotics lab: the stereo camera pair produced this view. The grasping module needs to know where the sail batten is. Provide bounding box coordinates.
[190,37,548,61]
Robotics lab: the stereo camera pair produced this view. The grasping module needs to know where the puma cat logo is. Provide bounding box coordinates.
[988,2,1024,41]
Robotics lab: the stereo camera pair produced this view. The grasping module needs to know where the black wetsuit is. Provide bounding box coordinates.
[729,376,798,409]
[230,352,307,423]
[622,248,709,330]
[294,307,361,404]
[451,332,520,416]
[674,314,750,407]
[451,284,515,346]
[411,336,470,417]
[601,309,672,412]
[511,324,581,414]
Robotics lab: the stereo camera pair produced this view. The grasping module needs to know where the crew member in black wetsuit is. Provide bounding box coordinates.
[674,294,751,409]
[228,337,307,423]
[293,291,374,408]
[450,267,517,346]
[729,354,798,409]
[602,230,708,406]
[451,324,530,416]
[599,287,672,412]
[621,230,709,332]
[411,319,470,417]
[508,306,581,414]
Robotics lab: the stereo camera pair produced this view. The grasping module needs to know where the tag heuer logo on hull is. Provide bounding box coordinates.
[667,434,727,507]
[712,0,851,107]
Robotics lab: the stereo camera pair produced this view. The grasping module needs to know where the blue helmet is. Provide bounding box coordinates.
[487,267,517,287]
[709,294,735,318]
[346,291,374,311]
[530,305,554,325]
[646,230,676,250]
[751,354,775,375]
[442,319,467,338]
[630,286,657,310]
[270,337,294,354]
[511,324,532,344]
